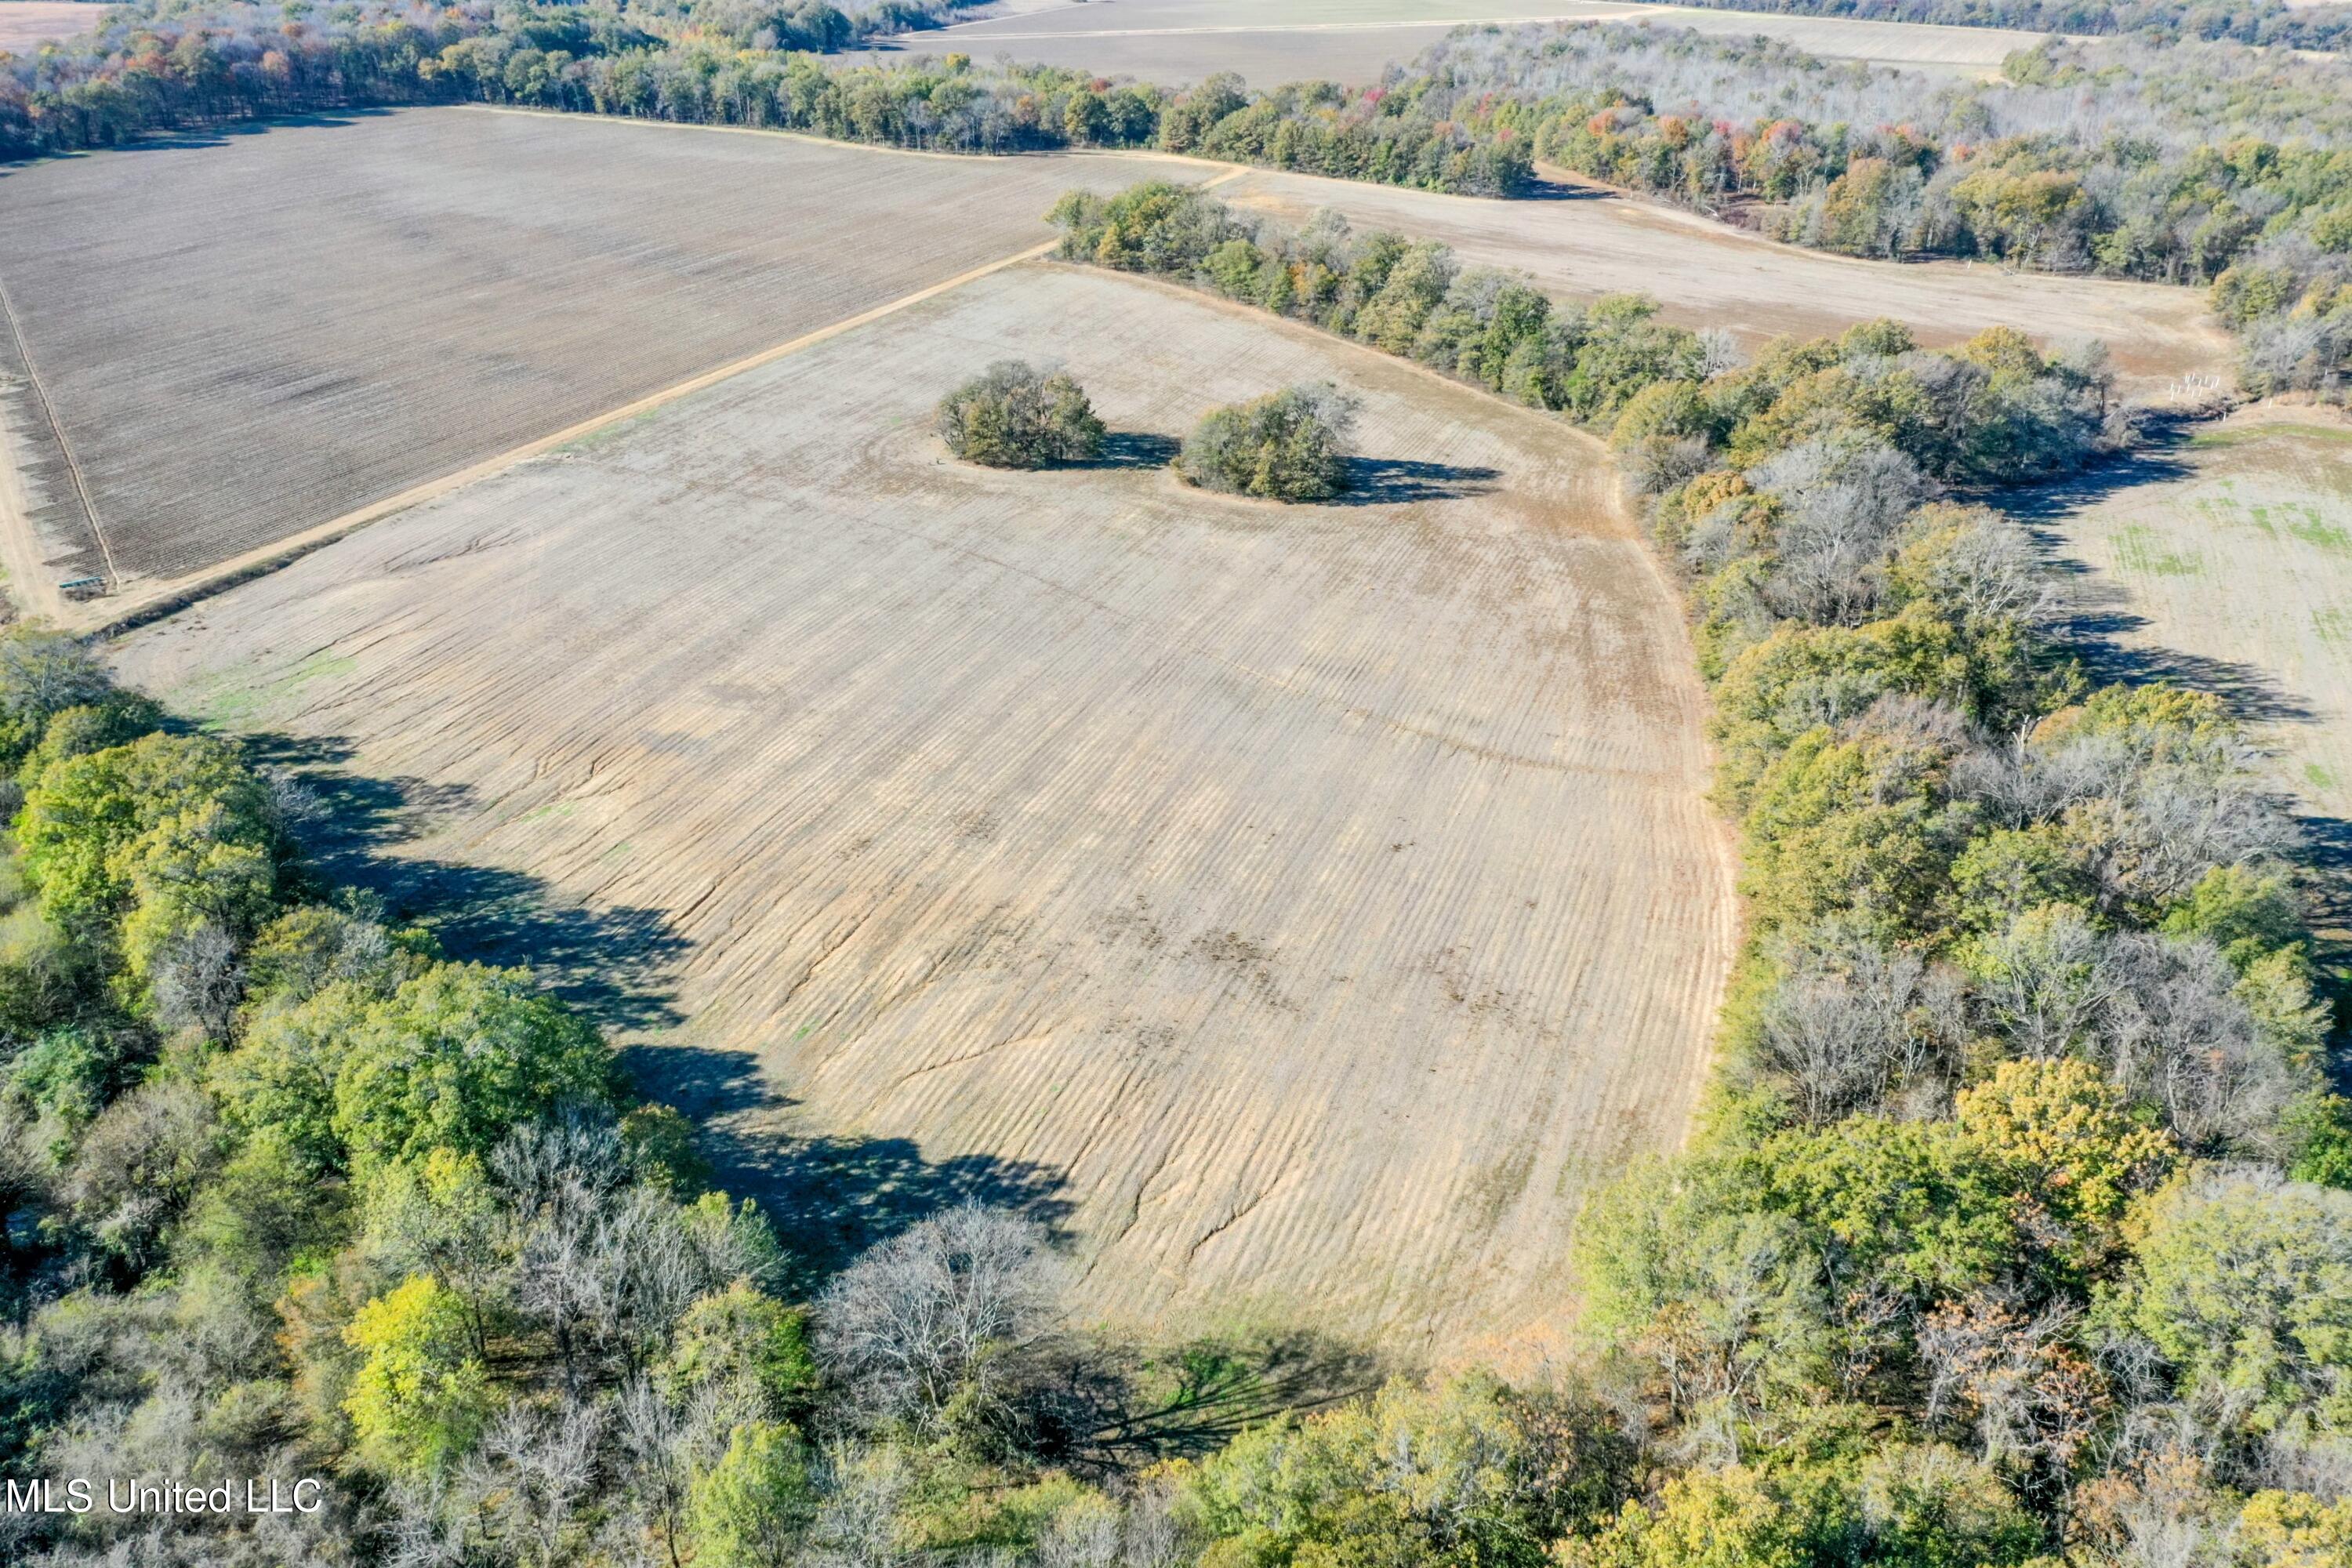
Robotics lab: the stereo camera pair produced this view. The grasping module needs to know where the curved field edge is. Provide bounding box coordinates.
[108,260,1738,1353]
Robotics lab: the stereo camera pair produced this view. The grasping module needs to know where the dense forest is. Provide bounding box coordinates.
[1616,0,2352,50]
[1050,179,2352,1567]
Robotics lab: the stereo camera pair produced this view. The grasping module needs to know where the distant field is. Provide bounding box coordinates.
[885,0,2048,82]
[0,2,96,53]
[2035,412,2352,829]
[0,107,1202,600]
[112,260,1736,1349]
[1218,168,2230,390]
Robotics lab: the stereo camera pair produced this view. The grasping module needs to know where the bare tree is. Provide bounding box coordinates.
[0,631,111,721]
[461,1398,604,1568]
[815,1203,1064,1436]
[1754,920,1967,1123]
[1919,1291,2107,1475]
[1749,437,1933,626]
[1972,906,2125,1062]
[2100,934,2297,1156]
[150,922,243,1042]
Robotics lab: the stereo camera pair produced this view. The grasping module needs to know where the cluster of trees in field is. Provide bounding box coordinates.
[939,361,1360,503]
[1618,0,2352,49]
[1175,385,1359,502]
[1056,180,2352,1565]
[938,361,1105,469]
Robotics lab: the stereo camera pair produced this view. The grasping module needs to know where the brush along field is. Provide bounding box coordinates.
[111,260,1737,1349]
[0,2,94,53]
[913,0,2046,83]
[1218,168,2231,393]
[2034,411,2352,827]
[0,106,1203,595]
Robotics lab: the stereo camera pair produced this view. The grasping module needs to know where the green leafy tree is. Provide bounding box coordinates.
[16,732,278,954]
[1564,1463,1853,1568]
[938,361,1106,469]
[343,1274,495,1476]
[687,1420,818,1567]
[1955,1058,2176,1283]
[1177,384,1358,502]
[332,963,612,1171]
[2115,1167,2352,1439]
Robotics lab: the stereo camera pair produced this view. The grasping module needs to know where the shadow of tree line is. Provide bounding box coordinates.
[245,730,1387,1458]
[2013,426,2352,1078]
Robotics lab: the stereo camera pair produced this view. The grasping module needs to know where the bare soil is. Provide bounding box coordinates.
[0,107,1203,591]
[111,262,1737,1350]
[0,2,94,53]
[896,0,2051,82]
[1218,167,2233,392]
[2031,408,2352,833]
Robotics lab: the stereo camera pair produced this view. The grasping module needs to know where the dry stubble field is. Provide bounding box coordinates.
[0,2,95,53]
[0,107,1200,594]
[1218,168,2232,391]
[898,0,2049,82]
[112,260,1737,1351]
[2034,412,2352,835]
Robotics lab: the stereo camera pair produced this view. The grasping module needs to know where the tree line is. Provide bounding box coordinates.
[13,8,2351,394]
[1612,0,2352,50]
[0,1,1528,196]
[1051,180,2352,1566]
[1399,24,2352,397]
[0,629,1644,1566]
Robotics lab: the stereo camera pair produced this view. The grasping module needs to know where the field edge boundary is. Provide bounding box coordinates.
[82,236,1098,641]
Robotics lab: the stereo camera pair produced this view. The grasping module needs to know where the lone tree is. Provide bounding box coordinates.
[1176,383,1358,502]
[938,361,1105,469]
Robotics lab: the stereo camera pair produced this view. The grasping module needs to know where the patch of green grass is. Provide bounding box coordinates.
[2190,421,2352,451]
[2314,608,2352,648]
[2307,762,2338,792]
[2289,504,2352,554]
[179,648,357,726]
[2114,524,2202,578]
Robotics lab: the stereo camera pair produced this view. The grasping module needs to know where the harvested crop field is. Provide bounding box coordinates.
[1218,168,2231,391]
[0,107,1203,602]
[2033,411,2352,829]
[898,0,2048,82]
[113,260,1737,1350]
[0,2,95,53]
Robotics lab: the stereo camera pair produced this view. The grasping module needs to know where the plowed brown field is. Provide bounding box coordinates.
[901,0,2049,82]
[0,2,94,53]
[0,107,1202,597]
[112,261,1737,1349]
[1216,168,2231,392]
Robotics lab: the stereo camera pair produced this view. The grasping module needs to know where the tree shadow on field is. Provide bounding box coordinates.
[1521,172,1617,203]
[244,728,1083,1288]
[1021,1327,1383,1477]
[2007,426,2312,727]
[239,730,688,1033]
[1080,431,1181,470]
[4,107,399,172]
[1331,457,1502,506]
[610,1040,1073,1294]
